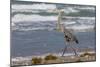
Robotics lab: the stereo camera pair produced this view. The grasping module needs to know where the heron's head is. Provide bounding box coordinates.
[60,9,64,12]
[58,9,64,16]
[59,9,64,14]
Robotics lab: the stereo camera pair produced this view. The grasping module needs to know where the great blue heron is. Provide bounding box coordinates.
[56,10,79,56]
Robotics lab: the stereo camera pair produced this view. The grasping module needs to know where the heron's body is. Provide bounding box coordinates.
[56,10,79,56]
[64,31,79,44]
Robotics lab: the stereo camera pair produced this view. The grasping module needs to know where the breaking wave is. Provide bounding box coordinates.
[12,3,57,10]
[12,14,57,23]
[12,14,95,23]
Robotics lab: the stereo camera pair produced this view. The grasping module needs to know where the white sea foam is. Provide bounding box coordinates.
[11,14,95,32]
[12,4,95,13]
[78,17,95,20]
[12,14,95,23]
[12,14,57,23]
[66,25,94,31]
[12,24,94,32]
[12,9,40,13]
[64,21,76,25]
[64,7,79,13]
[17,27,49,31]
[12,3,57,10]
[64,16,95,20]
[77,7,95,10]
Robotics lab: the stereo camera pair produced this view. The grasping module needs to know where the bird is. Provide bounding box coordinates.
[56,9,79,56]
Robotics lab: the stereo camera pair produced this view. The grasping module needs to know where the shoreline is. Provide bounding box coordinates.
[12,50,95,58]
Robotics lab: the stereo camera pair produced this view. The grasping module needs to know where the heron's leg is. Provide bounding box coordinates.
[69,44,78,56]
[72,47,78,56]
[62,45,68,57]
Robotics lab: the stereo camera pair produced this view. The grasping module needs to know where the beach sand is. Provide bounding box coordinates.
[11,51,96,67]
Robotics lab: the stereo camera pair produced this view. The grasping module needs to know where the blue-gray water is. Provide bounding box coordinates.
[11,30,96,57]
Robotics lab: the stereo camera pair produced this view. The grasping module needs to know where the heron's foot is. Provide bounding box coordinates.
[74,53,78,56]
[61,53,65,57]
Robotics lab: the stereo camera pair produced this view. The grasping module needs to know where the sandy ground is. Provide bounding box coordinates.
[11,51,96,67]
[41,52,95,64]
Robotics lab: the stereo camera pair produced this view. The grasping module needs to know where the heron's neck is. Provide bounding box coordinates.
[57,12,64,32]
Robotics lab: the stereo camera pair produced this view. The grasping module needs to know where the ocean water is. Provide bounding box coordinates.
[11,30,96,57]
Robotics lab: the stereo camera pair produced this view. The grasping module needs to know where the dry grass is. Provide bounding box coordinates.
[31,57,42,64]
[80,52,95,57]
[25,52,96,65]
[44,54,58,61]
[31,55,58,65]
[31,53,95,65]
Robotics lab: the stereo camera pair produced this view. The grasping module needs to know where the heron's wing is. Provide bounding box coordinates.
[64,28,78,43]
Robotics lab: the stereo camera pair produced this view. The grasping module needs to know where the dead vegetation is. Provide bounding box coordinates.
[31,57,42,64]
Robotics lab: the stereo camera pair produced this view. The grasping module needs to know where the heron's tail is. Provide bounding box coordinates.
[75,39,79,44]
